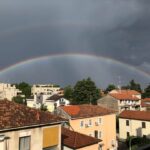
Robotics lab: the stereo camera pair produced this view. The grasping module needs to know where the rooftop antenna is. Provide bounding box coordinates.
[118,76,122,93]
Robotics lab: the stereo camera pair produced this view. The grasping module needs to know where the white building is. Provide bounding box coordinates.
[27,93,70,112]
[0,83,22,101]
[31,84,61,95]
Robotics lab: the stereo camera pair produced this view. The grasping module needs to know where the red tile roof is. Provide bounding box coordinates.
[110,90,140,95]
[141,98,150,107]
[60,105,115,119]
[119,110,150,121]
[0,100,65,130]
[110,93,140,101]
[62,127,101,149]
[109,90,141,101]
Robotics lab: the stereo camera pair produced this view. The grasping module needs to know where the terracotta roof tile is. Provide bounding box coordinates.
[119,110,150,121]
[0,100,65,130]
[109,90,141,101]
[61,105,115,119]
[62,127,101,149]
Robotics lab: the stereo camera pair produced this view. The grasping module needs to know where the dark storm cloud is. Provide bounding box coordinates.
[0,0,150,85]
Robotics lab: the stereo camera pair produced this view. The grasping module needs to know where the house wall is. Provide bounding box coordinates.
[69,114,117,150]
[63,144,99,150]
[0,124,61,150]
[0,83,22,101]
[97,95,118,112]
[119,118,150,140]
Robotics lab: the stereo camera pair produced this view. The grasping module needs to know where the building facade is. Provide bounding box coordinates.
[0,100,65,150]
[31,84,61,95]
[119,110,150,140]
[98,90,141,113]
[57,105,117,150]
[27,94,70,112]
[0,83,23,101]
[62,127,101,150]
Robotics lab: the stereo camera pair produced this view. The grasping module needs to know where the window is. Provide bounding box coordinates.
[126,120,129,126]
[142,122,146,128]
[99,145,103,150]
[94,130,98,138]
[80,121,84,128]
[98,118,102,124]
[89,119,92,126]
[99,131,102,139]
[127,132,130,137]
[19,136,30,150]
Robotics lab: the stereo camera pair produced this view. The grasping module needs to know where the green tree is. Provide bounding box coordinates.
[129,80,142,93]
[64,85,73,100]
[40,104,48,111]
[14,82,31,98]
[73,78,100,104]
[142,84,150,98]
[12,96,25,105]
[105,84,116,93]
[121,80,141,92]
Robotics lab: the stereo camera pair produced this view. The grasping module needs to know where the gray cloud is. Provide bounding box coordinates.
[0,0,150,85]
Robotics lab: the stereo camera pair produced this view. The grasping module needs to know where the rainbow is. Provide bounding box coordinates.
[0,52,150,79]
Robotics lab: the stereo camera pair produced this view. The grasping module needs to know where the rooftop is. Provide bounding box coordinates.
[109,90,141,101]
[141,98,150,107]
[60,104,115,119]
[119,110,150,121]
[62,127,101,149]
[46,94,63,101]
[0,100,65,130]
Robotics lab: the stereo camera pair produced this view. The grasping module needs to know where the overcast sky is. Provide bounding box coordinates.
[0,0,150,87]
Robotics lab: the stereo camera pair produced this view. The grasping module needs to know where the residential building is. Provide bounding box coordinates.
[27,94,70,112]
[31,84,61,95]
[0,83,23,101]
[0,100,65,150]
[97,90,141,113]
[119,110,150,140]
[62,127,102,150]
[141,98,150,111]
[57,105,117,150]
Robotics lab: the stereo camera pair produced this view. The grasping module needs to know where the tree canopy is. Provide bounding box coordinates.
[121,80,141,92]
[64,85,73,101]
[72,78,100,104]
[142,84,150,98]
[105,84,116,93]
[14,82,31,98]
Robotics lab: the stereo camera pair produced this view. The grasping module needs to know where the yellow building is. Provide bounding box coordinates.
[57,105,117,150]
[119,110,150,140]
[0,100,65,150]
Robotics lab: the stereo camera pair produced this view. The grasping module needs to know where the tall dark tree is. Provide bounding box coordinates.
[14,82,31,98]
[142,84,150,98]
[73,78,100,104]
[105,84,116,93]
[121,80,141,92]
[129,80,142,92]
[64,85,73,100]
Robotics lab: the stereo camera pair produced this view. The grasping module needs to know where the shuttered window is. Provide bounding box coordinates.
[19,136,30,150]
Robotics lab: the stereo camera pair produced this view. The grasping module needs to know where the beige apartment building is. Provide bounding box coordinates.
[31,84,61,95]
[98,90,141,113]
[0,100,65,150]
[119,110,150,140]
[57,105,117,150]
[0,83,23,100]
